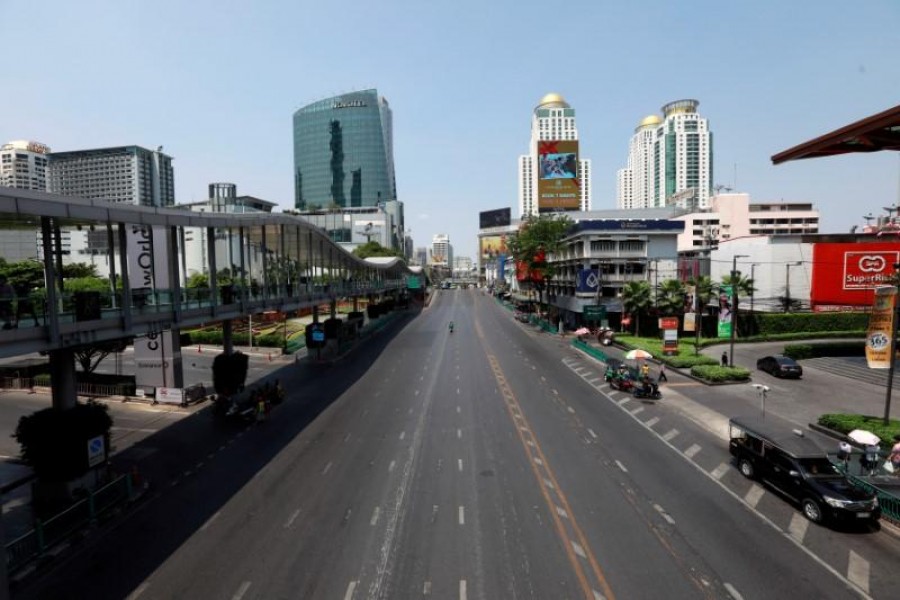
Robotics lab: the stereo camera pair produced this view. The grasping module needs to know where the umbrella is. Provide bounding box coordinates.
[625,349,653,360]
[848,430,880,446]
[574,327,590,335]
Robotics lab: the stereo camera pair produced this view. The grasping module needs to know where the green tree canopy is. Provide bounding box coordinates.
[656,279,686,316]
[506,214,573,312]
[622,280,652,334]
[352,241,404,260]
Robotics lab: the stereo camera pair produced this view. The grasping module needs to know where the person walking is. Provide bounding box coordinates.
[658,363,668,383]
[889,435,900,475]
[721,351,728,367]
[837,440,852,471]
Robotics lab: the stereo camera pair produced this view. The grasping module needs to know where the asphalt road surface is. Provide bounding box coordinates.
[11,290,900,599]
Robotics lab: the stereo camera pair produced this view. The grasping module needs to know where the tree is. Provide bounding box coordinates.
[62,263,99,279]
[74,338,131,374]
[656,279,686,316]
[621,281,652,335]
[353,241,404,260]
[186,272,210,288]
[506,214,573,316]
[721,272,756,333]
[688,275,716,352]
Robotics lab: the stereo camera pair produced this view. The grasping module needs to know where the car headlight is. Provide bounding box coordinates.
[823,496,852,508]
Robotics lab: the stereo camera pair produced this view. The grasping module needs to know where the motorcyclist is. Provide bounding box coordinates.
[449,321,455,333]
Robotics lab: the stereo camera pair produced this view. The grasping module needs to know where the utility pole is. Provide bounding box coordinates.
[729,254,749,367]
[883,263,900,425]
[785,261,802,313]
[750,263,759,315]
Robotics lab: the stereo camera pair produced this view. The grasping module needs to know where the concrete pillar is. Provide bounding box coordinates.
[48,348,77,411]
[222,320,234,355]
[330,299,337,319]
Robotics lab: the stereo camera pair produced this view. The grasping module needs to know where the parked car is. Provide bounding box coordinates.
[729,415,879,525]
[756,354,803,378]
[514,311,531,323]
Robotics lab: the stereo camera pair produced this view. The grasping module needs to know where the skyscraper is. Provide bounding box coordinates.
[518,93,592,217]
[431,234,453,268]
[293,89,396,211]
[48,145,175,207]
[0,140,50,191]
[616,99,713,210]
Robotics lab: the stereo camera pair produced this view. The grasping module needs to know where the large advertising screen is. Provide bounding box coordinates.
[537,140,580,211]
[810,242,900,310]
[480,235,507,261]
[479,208,511,229]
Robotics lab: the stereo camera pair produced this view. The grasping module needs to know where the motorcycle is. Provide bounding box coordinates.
[633,382,662,400]
[609,376,635,392]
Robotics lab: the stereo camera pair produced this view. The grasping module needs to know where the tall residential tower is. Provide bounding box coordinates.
[518,93,591,217]
[616,99,712,210]
[293,89,396,212]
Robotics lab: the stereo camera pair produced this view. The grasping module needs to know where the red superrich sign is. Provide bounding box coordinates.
[811,242,900,308]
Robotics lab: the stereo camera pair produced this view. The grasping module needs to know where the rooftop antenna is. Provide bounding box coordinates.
[863,213,875,226]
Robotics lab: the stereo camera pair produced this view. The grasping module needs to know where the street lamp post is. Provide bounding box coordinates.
[785,261,802,313]
[729,254,749,367]
[750,264,759,314]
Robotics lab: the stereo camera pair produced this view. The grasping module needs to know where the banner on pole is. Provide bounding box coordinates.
[717,285,733,339]
[865,286,897,369]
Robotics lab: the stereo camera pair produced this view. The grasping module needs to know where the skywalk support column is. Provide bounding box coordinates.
[48,348,77,411]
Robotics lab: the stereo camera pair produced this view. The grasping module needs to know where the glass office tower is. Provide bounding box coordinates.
[293,89,396,211]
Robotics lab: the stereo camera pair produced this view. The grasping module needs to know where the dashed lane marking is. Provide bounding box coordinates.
[587,428,598,439]
[399,431,406,441]
[710,463,730,480]
[629,406,644,416]
[322,461,332,475]
[232,581,252,600]
[370,507,380,526]
[724,583,744,600]
[457,428,462,439]
[460,579,468,600]
[458,506,465,525]
[458,459,463,472]
[343,581,358,600]
[788,512,808,543]
[653,504,676,525]
[423,581,431,595]
[744,485,764,508]
[388,460,396,473]
[556,506,569,519]
[683,444,701,458]
[847,550,870,594]
[199,510,220,532]
[284,508,301,529]
[662,429,679,442]
[572,540,587,559]
[615,460,628,473]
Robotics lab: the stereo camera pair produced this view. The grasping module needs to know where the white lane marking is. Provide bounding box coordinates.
[567,406,575,414]
[460,579,467,600]
[199,510,220,532]
[415,390,420,396]
[662,429,679,441]
[653,503,676,525]
[423,581,432,595]
[457,406,461,413]
[432,505,439,522]
[552,389,559,395]
[724,583,744,600]
[644,417,659,428]
[711,463,730,480]
[684,444,701,458]
[458,506,465,525]
[587,428,598,439]
[284,508,301,529]
[343,433,352,443]
[399,431,406,441]
[519,425,530,432]
[588,377,601,384]
[343,581,358,600]
[847,550,870,594]
[541,375,546,381]
[556,505,569,519]
[615,460,628,473]
[370,506,381,526]
[458,459,463,472]
[593,591,605,600]
[788,512,808,543]
[322,461,333,475]
[457,388,460,395]
[744,485,765,508]
[526,440,535,447]
[457,428,462,439]
[543,478,555,490]
[232,581,252,600]
[388,460,396,473]
[126,582,149,600]
[630,406,644,416]
[534,457,544,466]
[571,540,587,559]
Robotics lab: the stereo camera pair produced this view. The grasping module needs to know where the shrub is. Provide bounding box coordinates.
[14,401,112,482]
[755,312,868,335]
[783,341,864,360]
[818,413,900,443]
[665,355,719,368]
[691,365,751,382]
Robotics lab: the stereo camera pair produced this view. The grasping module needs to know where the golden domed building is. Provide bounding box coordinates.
[517,93,592,216]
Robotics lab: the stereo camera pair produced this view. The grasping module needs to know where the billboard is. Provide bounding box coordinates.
[810,242,900,309]
[537,140,580,211]
[865,286,897,369]
[717,285,733,338]
[479,208,511,229]
[480,235,507,261]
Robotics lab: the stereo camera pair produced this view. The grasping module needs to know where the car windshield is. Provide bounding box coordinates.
[798,458,841,477]
[775,357,796,366]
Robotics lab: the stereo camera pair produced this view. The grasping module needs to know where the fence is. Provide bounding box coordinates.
[1,377,131,398]
[571,338,609,363]
[5,474,134,573]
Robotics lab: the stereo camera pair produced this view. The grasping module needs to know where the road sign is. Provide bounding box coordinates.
[584,305,606,322]
[87,435,106,468]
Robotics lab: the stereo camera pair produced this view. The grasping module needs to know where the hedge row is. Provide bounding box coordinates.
[783,341,866,360]
[818,413,900,444]
[691,365,751,382]
[666,355,719,368]
[754,312,868,335]
[186,330,284,348]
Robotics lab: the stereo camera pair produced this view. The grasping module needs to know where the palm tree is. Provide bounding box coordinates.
[656,279,686,316]
[688,275,716,353]
[621,281,652,335]
[720,272,756,334]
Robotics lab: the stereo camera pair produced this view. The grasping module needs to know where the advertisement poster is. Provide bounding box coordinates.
[810,242,900,310]
[717,285,733,338]
[865,286,897,369]
[480,235,507,261]
[537,140,580,211]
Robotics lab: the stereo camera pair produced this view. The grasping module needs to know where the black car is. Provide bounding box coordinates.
[729,415,879,525]
[756,354,803,378]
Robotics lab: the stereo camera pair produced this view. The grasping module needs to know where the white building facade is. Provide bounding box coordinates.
[518,93,591,217]
[1,140,50,191]
[617,99,713,210]
[431,234,453,268]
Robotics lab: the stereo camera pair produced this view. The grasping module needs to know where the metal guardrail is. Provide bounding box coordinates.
[825,451,900,523]
[572,338,609,363]
[5,474,134,572]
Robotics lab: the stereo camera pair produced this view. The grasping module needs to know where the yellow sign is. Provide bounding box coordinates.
[865,286,897,369]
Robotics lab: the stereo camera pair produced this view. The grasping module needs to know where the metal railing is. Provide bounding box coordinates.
[5,474,135,573]
[572,338,609,363]
[826,451,900,523]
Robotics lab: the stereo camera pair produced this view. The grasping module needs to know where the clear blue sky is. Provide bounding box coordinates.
[3,0,899,260]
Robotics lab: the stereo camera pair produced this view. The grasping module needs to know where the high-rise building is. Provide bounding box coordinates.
[48,145,175,207]
[293,89,396,212]
[518,93,591,217]
[431,234,453,268]
[617,99,713,210]
[0,140,51,191]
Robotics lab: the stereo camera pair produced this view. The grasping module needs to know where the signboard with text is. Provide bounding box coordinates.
[537,140,580,211]
[811,242,900,309]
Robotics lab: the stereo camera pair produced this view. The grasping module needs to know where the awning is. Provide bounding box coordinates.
[771,104,900,164]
